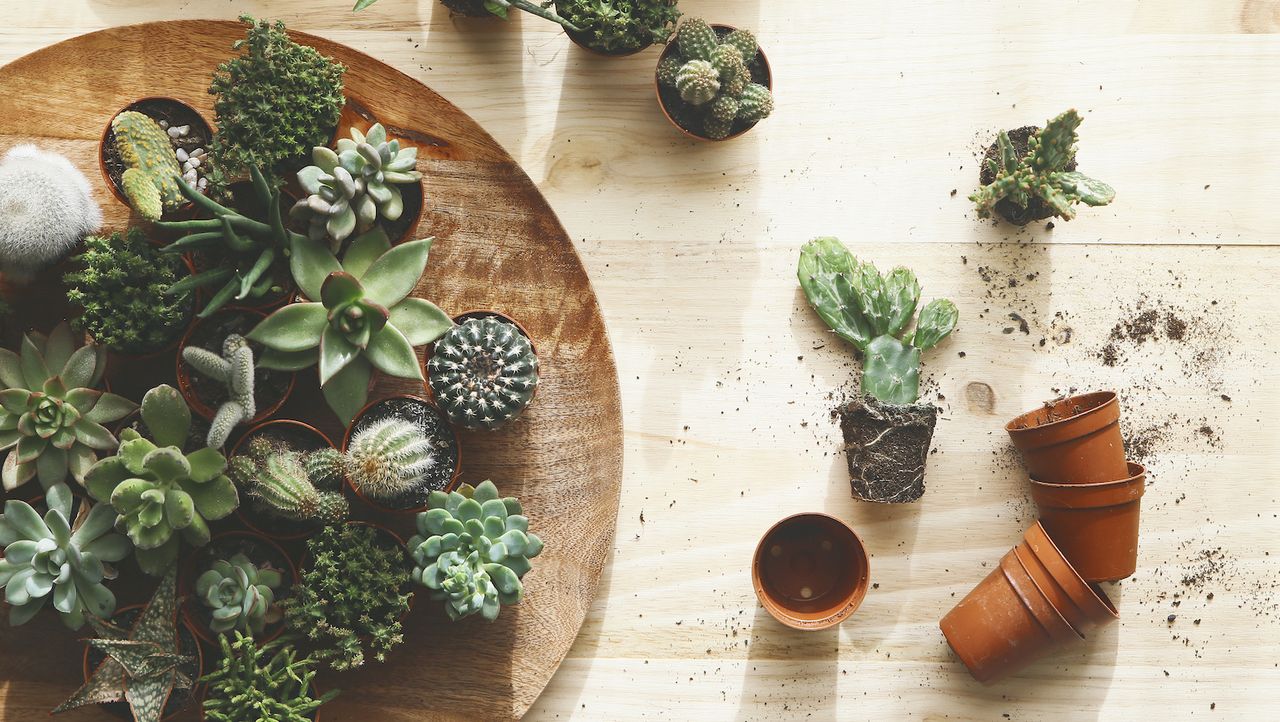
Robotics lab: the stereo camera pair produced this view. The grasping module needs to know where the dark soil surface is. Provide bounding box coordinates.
[102,98,210,211]
[978,125,1078,226]
[378,180,425,246]
[84,607,200,721]
[347,397,459,510]
[837,396,938,503]
[182,309,292,418]
[657,27,771,140]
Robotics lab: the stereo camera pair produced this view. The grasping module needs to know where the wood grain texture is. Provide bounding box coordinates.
[4,1,1280,721]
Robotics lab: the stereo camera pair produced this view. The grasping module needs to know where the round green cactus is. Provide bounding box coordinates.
[737,83,775,124]
[659,17,773,139]
[675,16,717,61]
[676,60,720,106]
[428,316,539,431]
[722,28,758,61]
[195,552,285,635]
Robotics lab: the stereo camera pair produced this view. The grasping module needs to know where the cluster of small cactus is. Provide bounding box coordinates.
[0,144,102,282]
[428,316,539,431]
[656,18,773,139]
[344,417,439,502]
[195,552,285,635]
[201,633,340,722]
[112,111,185,221]
[798,237,959,405]
[292,124,423,250]
[970,109,1115,224]
[229,437,349,525]
[409,480,543,621]
[182,334,256,449]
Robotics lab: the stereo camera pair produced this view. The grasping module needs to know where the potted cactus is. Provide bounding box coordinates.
[183,531,296,645]
[655,18,774,140]
[201,633,339,722]
[553,0,681,56]
[100,99,213,220]
[0,144,102,283]
[228,434,350,539]
[797,237,959,503]
[428,311,539,431]
[339,395,461,512]
[971,109,1115,226]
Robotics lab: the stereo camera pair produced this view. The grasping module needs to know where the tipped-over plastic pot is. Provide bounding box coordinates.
[1029,462,1146,582]
[1006,391,1127,484]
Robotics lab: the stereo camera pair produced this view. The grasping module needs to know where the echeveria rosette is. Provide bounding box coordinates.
[195,552,284,635]
[0,323,136,493]
[84,385,239,576]
[0,484,131,629]
[249,229,452,423]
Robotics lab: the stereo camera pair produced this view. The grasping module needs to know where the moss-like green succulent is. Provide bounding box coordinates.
[84,385,239,576]
[195,552,284,635]
[556,0,681,53]
[201,633,339,722]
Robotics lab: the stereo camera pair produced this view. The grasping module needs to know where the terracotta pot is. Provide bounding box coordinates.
[1022,521,1120,627]
[175,306,296,424]
[1002,548,1080,645]
[751,513,870,630]
[1012,540,1116,637]
[82,603,204,722]
[554,0,654,57]
[99,96,212,221]
[939,547,1076,684]
[654,24,773,142]
[424,309,539,407]
[341,394,462,513]
[1005,391,1127,484]
[179,530,299,647]
[230,419,339,542]
[1029,462,1146,582]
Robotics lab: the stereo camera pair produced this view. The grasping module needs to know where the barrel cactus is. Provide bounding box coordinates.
[657,18,773,139]
[0,144,102,282]
[428,316,539,431]
[408,480,543,621]
[229,438,349,525]
[112,110,185,221]
[344,417,438,502]
[182,334,256,449]
[195,552,285,635]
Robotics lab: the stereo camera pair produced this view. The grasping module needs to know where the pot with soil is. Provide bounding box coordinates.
[554,0,679,57]
[180,530,298,646]
[1006,391,1126,485]
[425,310,540,431]
[341,395,461,513]
[797,237,960,503]
[99,97,212,219]
[655,19,774,141]
[229,419,344,541]
[176,306,296,431]
[80,604,204,722]
[1029,462,1146,582]
[752,513,870,630]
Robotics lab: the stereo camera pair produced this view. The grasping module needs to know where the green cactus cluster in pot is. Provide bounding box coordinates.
[656,18,773,139]
[428,315,539,431]
[195,552,285,635]
[201,632,339,722]
[229,437,349,526]
[409,480,544,621]
[111,110,185,221]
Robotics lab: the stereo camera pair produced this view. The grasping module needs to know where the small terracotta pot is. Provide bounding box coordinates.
[82,603,204,722]
[1005,391,1127,484]
[341,394,462,514]
[1029,462,1146,582]
[176,306,296,424]
[939,546,1079,684]
[654,24,773,142]
[230,419,339,542]
[751,513,870,630]
[554,0,654,57]
[1002,548,1080,645]
[1012,541,1116,637]
[1022,521,1120,627]
[179,530,299,647]
[99,97,212,221]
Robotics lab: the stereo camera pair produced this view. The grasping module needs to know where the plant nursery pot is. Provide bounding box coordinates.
[230,419,339,542]
[837,395,938,503]
[424,309,540,407]
[82,604,204,722]
[99,96,212,221]
[1029,462,1146,582]
[654,24,773,142]
[179,530,298,647]
[176,306,296,426]
[1012,540,1117,637]
[751,513,870,630]
[1022,521,1120,628]
[341,394,462,513]
[1001,548,1080,646]
[553,0,654,57]
[939,547,1077,685]
[1005,391,1127,484]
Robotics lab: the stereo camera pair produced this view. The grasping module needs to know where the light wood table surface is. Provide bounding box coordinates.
[3,2,1279,720]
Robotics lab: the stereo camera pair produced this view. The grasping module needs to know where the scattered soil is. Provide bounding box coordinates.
[102,98,210,212]
[180,309,293,419]
[657,27,771,141]
[978,126,1077,225]
[84,607,201,721]
[347,397,459,510]
[837,396,937,503]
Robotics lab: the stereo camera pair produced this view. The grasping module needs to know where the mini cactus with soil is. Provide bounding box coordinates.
[655,18,773,140]
[341,396,461,512]
[797,237,959,503]
[427,313,539,431]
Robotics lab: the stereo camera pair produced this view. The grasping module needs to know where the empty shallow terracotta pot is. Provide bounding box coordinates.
[752,513,870,630]
[1005,391,1127,484]
[1022,521,1121,626]
[1029,462,1146,582]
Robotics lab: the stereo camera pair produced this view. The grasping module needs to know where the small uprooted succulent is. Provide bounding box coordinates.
[201,632,339,722]
[111,111,185,221]
[428,316,539,431]
[0,323,136,493]
[970,109,1115,225]
[229,437,349,525]
[0,144,102,282]
[85,385,239,575]
[182,334,256,449]
[409,480,544,621]
[798,237,959,504]
[195,552,285,635]
[343,417,439,503]
[0,484,131,628]
[656,18,773,139]
[292,124,423,250]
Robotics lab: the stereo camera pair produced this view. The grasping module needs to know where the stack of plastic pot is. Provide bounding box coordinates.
[941,391,1145,683]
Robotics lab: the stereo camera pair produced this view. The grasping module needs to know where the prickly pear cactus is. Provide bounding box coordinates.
[428,316,539,431]
[112,111,183,221]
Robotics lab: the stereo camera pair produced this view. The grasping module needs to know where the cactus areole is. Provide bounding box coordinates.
[797,237,958,503]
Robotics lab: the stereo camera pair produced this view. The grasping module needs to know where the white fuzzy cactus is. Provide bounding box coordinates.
[0,144,102,281]
[183,333,257,449]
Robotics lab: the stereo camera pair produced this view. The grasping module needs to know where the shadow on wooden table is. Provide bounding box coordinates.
[735,605,838,720]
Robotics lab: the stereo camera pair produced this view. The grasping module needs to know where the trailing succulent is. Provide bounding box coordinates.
[292,123,423,250]
[343,417,440,502]
[428,316,539,431]
[0,484,131,628]
[64,228,195,354]
[248,228,452,423]
[409,480,543,621]
[0,144,102,282]
[207,16,347,193]
[229,437,349,525]
[0,323,135,492]
[201,633,340,722]
[656,18,773,139]
[285,523,412,671]
[554,0,681,53]
[182,334,256,449]
[111,111,184,221]
[85,385,239,576]
[195,552,285,635]
[970,109,1115,224]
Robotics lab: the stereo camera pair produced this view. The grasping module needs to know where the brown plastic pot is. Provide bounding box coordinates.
[176,306,296,424]
[179,530,299,647]
[654,24,773,142]
[230,419,339,542]
[1002,548,1080,645]
[1022,521,1120,626]
[1029,462,1146,582]
[99,96,212,222]
[341,394,462,514]
[939,547,1076,684]
[751,513,870,630]
[1013,540,1116,637]
[1005,391,1127,484]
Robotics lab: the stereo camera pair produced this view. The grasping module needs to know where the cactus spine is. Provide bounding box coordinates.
[345,417,436,501]
[428,316,539,431]
[0,144,102,282]
[657,18,773,140]
[182,334,256,449]
[112,111,184,221]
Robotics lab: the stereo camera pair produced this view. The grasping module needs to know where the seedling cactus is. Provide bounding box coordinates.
[229,438,349,525]
[428,316,539,431]
[195,552,285,635]
[657,18,773,140]
[0,144,102,282]
[112,111,185,221]
[182,334,256,449]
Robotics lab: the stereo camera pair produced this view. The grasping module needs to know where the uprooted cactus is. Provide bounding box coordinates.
[112,111,185,221]
[970,109,1115,225]
[182,334,256,449]
[798,237,958,503]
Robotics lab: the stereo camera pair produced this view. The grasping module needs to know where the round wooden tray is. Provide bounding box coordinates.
[0,20,622,721]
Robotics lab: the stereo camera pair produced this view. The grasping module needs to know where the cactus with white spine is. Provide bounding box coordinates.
[112,111,184,221]
[182,334,256,449]
[657,18,773,139]
[428,316,539,431]
[229,438,349,525]
[676,60,720,105]
[0,144,102,282]
[345,417,437,502]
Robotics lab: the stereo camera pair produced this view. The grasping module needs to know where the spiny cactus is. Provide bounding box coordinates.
[0,484,131,629]
[345,417,437,502]
[201,633,339,722]
[182,334,256,449]
[230,438,349,525]
[304,447,346,491]
[970,109,1115,224]
[657,18,773,140]
[797,237,958,405]
[292,124,423,250]
[408,480,543,621]
[0,144,102,282]
[112,111,185,221]
[195,552,285,635]
[428,316,539,431]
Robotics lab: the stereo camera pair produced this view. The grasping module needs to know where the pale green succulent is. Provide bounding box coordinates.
[195,552,284,635]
